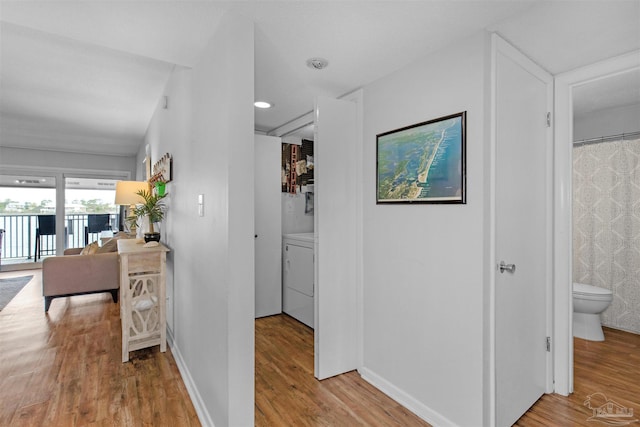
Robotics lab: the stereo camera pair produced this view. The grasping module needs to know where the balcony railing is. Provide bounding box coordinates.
[0,213,120,261]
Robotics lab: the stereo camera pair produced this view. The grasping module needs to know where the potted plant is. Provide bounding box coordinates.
[130,188,167,242]
[155,179,166,196]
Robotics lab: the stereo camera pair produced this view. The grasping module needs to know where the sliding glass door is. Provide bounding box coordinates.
[0,174,57,264]
[0,173,126,267]
[64,177,119,248]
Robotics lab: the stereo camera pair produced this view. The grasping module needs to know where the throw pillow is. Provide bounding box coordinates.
[80,241,99,255]
[95,232,133,254]
[96,237,119,253]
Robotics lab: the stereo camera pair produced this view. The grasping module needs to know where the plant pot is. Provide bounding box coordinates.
[144,232,161,243]
[155,181,166,196]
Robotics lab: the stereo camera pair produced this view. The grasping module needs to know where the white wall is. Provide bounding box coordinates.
[141,11,254,427]
[574,103,640,140]
[281,193,313,234]
[361,33,488,426]
[140,66,192,337]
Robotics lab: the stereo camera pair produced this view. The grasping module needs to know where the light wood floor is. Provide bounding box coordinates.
[255,314,430,426]
[257,315,640,427]
[515,326,640,426]
[0,270,200,426]
[2,269,639,426]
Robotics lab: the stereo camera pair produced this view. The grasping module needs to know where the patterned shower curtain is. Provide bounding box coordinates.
[573,137,640,334]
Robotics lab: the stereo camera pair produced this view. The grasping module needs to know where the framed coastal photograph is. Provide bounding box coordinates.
[376,111,466,204]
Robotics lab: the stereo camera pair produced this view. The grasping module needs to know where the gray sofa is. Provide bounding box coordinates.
[42,247,120,312]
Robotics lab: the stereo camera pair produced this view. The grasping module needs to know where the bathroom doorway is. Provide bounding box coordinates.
[571,71,640,335]
[554,51,640,394]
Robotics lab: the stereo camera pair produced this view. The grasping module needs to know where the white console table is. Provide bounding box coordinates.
[117,239,169,363]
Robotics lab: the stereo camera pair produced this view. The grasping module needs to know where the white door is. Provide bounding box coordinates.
[314,96,358,380]
[494,36,552,426]
[254,134,282,318]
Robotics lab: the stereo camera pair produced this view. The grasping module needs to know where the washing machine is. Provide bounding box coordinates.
[282,233,315,328]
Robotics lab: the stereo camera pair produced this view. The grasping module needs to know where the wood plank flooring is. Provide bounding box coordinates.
[255,314,430,426]
[515,327,640,426]
[2,268,639,426]
[0,270,200,427]
[258,315,640,427]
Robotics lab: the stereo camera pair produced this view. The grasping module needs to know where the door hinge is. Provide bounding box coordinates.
[546,336,551,352]
[546,112,551,128]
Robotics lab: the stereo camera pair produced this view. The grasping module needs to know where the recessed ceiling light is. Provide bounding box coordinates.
[306,57,329,70]
[254,101,272,109]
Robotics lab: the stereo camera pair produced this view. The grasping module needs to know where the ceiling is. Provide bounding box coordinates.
[1,1,639,156]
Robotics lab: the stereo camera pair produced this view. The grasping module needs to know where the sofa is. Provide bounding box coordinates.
[42,242,121,312]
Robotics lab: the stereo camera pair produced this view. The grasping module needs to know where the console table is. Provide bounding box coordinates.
[117,239,169,362]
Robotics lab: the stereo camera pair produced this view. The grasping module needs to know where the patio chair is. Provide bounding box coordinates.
[34,215,56,261]
[85,214,111,245]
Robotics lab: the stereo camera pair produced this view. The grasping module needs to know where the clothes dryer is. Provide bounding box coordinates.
[282,233,314,328]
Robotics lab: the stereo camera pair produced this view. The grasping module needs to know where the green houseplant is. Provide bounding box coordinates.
[130,189,167,242]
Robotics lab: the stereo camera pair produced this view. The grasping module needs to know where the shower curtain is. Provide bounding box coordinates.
[573,137,640,334]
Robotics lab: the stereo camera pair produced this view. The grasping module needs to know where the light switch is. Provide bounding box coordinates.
[198,194,204,216]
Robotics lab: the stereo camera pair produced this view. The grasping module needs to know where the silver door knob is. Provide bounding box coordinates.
[499,261,516,274]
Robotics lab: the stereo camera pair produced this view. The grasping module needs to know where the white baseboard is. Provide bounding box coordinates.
[358,367,459,427]
[168,333,215,427]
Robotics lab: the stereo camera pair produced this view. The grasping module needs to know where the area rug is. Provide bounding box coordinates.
[0,275,33,311]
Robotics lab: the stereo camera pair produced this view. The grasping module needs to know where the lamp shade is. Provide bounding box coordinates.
[114,181,149,205]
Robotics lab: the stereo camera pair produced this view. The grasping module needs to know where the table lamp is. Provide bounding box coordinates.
[114,181,149,234]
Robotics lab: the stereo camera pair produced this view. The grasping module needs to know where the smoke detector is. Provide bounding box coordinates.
[306,57,329,70]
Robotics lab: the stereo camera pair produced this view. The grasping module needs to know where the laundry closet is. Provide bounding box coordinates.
[281,134,315,328]
[256,95,359,380]
[254,131,315,328]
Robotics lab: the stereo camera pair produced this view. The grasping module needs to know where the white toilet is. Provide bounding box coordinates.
[573,283,613,341]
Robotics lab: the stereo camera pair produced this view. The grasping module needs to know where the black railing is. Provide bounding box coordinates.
[0,213,119,260]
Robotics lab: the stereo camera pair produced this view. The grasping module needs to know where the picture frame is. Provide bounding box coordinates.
[376,111,466,204]
[151,153,173,183]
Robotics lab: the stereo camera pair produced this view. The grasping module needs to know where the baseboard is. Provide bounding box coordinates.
[168,332,216,427]
[358,367,459,427]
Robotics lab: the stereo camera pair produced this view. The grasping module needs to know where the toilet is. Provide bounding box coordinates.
[573,283,613,341]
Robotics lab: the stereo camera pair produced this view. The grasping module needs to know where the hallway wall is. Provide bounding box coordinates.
[141,11,254,427]
[361,32,489,427]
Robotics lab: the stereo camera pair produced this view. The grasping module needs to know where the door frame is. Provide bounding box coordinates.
[488,34,554,426]
[553,50,640,396]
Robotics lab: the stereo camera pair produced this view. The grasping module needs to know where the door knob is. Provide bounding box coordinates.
[498,261,516,274]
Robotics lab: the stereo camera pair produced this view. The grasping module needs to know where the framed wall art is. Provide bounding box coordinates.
[281,140,314,194]
[376,111,466,204]
[150,153,173,184]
